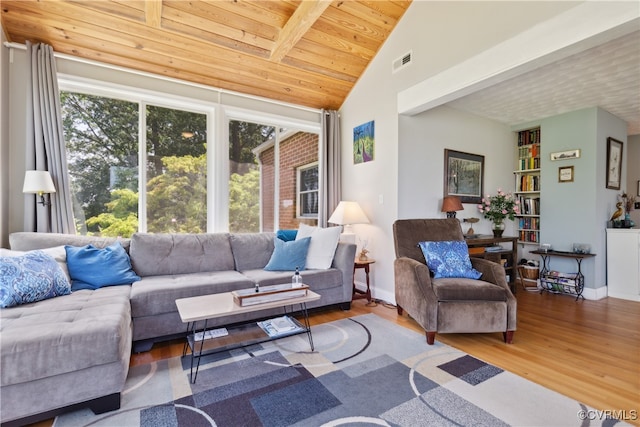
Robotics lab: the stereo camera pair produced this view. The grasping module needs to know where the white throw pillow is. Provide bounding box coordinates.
[296,223,341,269]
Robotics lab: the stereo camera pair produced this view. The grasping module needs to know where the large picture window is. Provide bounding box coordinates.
[62,92,140,236]
[62,92,207,236]
[60,77,321,237]
[228,120,275,233]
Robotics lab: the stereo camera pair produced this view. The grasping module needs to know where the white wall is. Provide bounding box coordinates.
[398,106,514,223]
[339,1,578,303]
[0,24,9,248]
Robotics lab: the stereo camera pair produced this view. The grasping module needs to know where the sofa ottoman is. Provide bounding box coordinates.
[0,286,132,426]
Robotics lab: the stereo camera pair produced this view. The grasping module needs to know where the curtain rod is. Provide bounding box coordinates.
[3,41,321,115]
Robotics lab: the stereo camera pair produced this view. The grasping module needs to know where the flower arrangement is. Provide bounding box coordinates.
[478,188,520,223]
[620,193,636,213]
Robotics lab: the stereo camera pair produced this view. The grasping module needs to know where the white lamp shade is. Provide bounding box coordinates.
[23,170,56,195]
[328,201,370,225]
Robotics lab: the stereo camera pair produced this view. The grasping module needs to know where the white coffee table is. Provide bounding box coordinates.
[176,287,321,383]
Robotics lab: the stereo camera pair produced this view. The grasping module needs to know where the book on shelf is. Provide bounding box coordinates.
[257,316,303,338]
[518,230,539,243]
[517,175,540,192]
[518,217,539,230]
[518,157,540,171]
[484,245,504,253]
[517,196,540,215]
[517,128,540,146]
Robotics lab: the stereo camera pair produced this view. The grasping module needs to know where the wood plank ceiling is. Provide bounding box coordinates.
[1,0,411,110]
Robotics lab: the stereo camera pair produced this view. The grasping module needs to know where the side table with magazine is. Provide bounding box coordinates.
[175,285,320,383]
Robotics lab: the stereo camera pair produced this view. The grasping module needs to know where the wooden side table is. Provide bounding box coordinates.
[353,258,375,302]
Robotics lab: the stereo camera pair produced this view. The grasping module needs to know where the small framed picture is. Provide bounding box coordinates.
[558,166,574,182]
[606,137,623,190]
[550,149,581,161]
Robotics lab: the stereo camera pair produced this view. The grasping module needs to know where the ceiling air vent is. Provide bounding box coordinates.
[392,51,412,73]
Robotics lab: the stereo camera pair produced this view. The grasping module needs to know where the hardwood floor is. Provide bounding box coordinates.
[28,289,640,427]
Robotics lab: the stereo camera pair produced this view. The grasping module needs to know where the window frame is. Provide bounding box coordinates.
[296,161,319,219]
[58,75,322,233]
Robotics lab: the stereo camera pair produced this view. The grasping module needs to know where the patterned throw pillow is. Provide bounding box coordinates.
[418,240,483,279]
[0,251,71,308]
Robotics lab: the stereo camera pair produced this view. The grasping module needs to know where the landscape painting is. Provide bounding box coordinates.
[444,149,484,204]
[353,120,374,164]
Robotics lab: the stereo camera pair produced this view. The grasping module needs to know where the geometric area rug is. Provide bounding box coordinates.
[54,314,628,427]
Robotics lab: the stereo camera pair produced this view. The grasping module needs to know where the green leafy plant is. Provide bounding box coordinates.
[478,188,520,223]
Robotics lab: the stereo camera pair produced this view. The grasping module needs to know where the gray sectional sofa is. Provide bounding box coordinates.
[1,231,356,426]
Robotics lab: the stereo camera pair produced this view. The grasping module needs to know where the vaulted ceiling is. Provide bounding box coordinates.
[0,0,411,110]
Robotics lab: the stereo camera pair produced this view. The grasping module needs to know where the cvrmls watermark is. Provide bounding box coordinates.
[577,409,638,421]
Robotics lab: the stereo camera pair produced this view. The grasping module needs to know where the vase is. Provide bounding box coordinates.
[492,220,505,238]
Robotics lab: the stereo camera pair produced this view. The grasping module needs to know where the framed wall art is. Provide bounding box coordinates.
[558,166,574,183]
[606,137,623,190]
[353,121,374,164]
[550,149,581,161]
[444,149,484,204]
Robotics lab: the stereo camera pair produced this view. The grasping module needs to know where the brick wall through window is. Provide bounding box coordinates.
[258,132,318,231]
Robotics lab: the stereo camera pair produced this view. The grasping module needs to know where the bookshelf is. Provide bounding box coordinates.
[514,128,541,245]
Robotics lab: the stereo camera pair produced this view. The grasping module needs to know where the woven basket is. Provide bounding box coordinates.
[519,266,539,280]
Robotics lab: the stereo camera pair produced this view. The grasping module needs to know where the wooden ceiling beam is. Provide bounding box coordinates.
[270,0,332,63]
[145,0,162,28]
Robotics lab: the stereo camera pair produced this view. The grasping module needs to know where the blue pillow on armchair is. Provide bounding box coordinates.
[418,240,482,279]
[65,242,141,291]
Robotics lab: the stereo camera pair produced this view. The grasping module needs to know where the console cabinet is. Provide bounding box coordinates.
[606,228,640,301]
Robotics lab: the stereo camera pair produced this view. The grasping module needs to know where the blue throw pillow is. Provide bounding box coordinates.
[65,242,141,291]
[0,251,71,308]
[264,237,311,271]
[276,229,298,242]
[418,240,482,279]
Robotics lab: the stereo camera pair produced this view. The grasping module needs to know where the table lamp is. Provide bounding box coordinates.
[23,170,56,206]
[328,201,370,243]
[441,196,463,218]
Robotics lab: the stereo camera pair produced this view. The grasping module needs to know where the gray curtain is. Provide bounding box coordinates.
[318,109,341,227]
[25,41,75,234]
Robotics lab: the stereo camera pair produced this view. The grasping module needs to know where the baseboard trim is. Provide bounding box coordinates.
[581,286,608,300]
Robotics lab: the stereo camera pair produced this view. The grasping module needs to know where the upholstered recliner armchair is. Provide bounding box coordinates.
[393,218,516,345]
